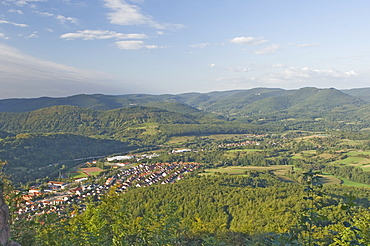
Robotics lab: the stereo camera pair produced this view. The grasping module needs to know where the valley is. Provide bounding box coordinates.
[2,87,370,245]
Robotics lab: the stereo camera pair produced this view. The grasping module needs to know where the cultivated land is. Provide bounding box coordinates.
[201,165,344,185]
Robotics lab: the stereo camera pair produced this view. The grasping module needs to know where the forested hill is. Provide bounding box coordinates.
[0,87,368,117]
[342,87,370,102]
[2,87,370,132]
[0,105,201,135]
[237,87,366,117]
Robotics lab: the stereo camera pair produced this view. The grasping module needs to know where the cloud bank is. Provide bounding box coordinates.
[103,0,183,29]
[0,44,136,98]
[60,30,147,40]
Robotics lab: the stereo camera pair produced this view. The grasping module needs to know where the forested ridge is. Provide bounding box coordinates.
[0,133,133,183]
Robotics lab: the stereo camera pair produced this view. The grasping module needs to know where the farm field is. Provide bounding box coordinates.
[67,167,104,179]
[338,177,370,188]
[202,166,350,186]
[226,149,263,153]
[168,134,248,144]
[202,165,295,182]
[318,173,342,185]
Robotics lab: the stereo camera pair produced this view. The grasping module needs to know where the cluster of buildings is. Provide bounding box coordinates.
[218,141,260,148]
[15,162,201,219]
[106,153,160,162]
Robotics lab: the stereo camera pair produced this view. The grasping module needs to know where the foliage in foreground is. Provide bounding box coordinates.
[11,174,370,245]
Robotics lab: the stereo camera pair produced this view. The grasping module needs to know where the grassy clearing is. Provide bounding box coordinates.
[339,139,362,146]
[202,165,293,175]
[227,149,263,153]
[168,136,196,144]
[318,173,342,185]
[335,156,366,165]
[89,171,103,176]
[128,123,159,135]
[361,165,370,171]
[202,134,246,140]
[318,153,337,159]
[168,134,249,144]
[346,150,370,156]
[301,150,317,155]
[67,172,89,179]
[338,177,370,188]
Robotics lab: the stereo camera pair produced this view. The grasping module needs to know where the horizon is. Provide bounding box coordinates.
[1,86,368,100]
[1,1,370,99]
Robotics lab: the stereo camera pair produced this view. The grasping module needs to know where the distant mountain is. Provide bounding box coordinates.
[0,91,244,113]
[1,87,370,125]
[341,88,370,102]
[202,88,289,114]
[230,87,366,118]
[143,101,206,116]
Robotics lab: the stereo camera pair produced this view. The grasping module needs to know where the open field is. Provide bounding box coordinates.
[67,171,89,179]
[168,136,196,144]
[202,166,349,186]
[338,177,370,188]
[226,149,263,153]
[202,165,295,182]
[202,134,247,140]
[346,150,370,156]
[128,123,159,135]
[318,173,342,185]
[362,165,370,171]
[67,167,104,179]
[335,156,367,165]
[81,167,104,173]
[168,134,249,144]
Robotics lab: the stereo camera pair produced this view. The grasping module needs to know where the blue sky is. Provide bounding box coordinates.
[1,0,370,98]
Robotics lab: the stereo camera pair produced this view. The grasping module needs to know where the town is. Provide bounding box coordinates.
[15,155,201,219]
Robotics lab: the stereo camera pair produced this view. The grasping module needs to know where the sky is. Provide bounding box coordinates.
[1,0,370,99]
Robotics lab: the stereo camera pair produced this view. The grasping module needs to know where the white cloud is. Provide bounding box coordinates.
[211,65,361,90]
[55,14,78,24]
[230,36,268,46]
[104,0,161,27]
[0,44,134,98]
[345,71,357,76]
[25,31,38,38]
[37,11,78,25]
[115,40,144,49]
[280,67,358,80]
[254,44,280,55]
[38,11,54,17]
[0,19,28,27]
[60,30,147,40]
[13,0,45,6]
[145,44,167,49]
[2,0,46,7]
[228,67,250,72]
[103,0,183,30]
[114,40,164,50]
[190,43,210,48]
[297,43,319,47]
[0,33,9,39]
[8,9,23,14]
[209,63,251,72]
